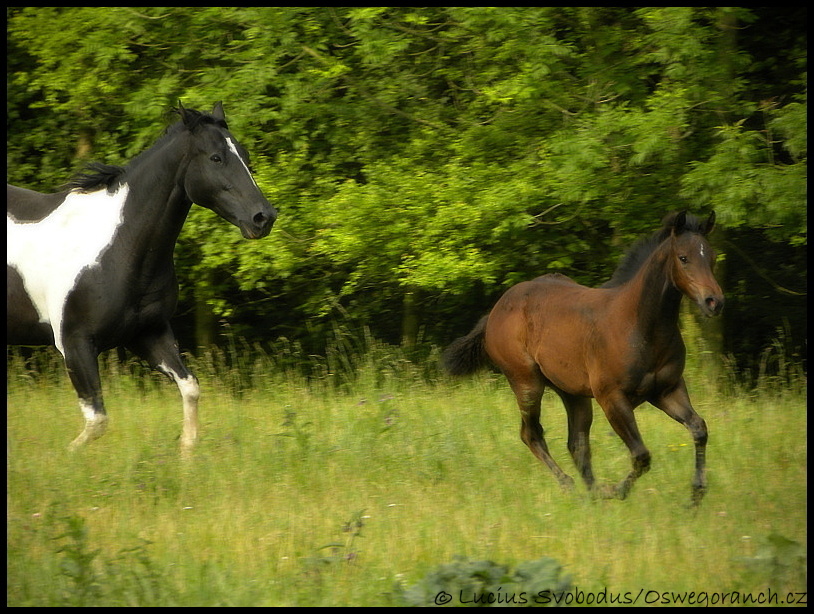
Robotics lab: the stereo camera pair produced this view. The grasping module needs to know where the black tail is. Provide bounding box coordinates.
[441,315,490,376]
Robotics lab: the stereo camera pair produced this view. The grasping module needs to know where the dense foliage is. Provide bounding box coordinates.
[7,7,806,375]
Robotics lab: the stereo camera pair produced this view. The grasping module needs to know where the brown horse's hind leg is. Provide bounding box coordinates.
[597,393,651,499]
[651,379,708,505]
[510,378,575,491]
[558,391,596,490]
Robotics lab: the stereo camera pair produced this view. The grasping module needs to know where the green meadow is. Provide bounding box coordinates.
[6,338,807,606]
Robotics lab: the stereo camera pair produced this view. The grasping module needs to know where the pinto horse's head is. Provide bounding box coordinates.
[668,211,724,317]
[178,102,276,239]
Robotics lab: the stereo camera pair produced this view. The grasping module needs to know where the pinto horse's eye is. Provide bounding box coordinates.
[210,154,223,164]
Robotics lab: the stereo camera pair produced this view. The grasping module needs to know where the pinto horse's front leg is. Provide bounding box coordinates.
[128,324,199,453]
[651,379,708,505]
[62,339,109,450]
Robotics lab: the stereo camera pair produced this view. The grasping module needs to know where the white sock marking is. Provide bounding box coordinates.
[158,361,200,448]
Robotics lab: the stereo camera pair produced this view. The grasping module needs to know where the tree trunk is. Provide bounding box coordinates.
[194,272,217,349]
[401,289,420,348]
[75,129,94,160]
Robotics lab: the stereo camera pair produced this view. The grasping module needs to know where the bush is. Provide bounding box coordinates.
[399,555,571,607]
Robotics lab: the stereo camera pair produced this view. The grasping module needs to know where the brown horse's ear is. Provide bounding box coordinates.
[672,210,688,235]
[703,211,716,235]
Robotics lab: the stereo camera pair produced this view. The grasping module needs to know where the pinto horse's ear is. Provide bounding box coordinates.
[177,100,191,125]
[212,101,225,121]
[703,211,716,235]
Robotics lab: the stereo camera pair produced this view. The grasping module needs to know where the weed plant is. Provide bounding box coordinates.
[7,327,807,606]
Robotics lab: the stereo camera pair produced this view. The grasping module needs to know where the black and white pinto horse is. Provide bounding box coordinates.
[7,102,276,452]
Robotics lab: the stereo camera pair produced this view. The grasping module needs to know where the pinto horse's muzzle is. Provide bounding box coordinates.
[239,203,277,239]
[237,203,277,239]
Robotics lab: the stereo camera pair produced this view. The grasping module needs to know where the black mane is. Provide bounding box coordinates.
[69,162,125,192]
[171,106,228,133]
[601,212,707,288]
[68,106,225,193]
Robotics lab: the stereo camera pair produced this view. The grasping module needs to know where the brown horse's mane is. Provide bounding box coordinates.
[601,212,707,289]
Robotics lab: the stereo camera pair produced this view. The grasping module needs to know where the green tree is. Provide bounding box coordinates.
[7,7,805,367]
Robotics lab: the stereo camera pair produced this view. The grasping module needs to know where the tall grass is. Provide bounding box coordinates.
[7,331,807,606]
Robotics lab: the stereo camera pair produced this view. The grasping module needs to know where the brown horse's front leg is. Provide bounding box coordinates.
[615,449,652,499]
[651,380,708,505]
[597,393,651,500]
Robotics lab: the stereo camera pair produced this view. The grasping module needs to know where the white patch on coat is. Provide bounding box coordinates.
[7,185,129,356]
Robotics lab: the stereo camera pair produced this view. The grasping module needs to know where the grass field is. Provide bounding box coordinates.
[6,340,807,606]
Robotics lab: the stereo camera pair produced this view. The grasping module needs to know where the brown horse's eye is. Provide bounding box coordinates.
[679,255,688,264]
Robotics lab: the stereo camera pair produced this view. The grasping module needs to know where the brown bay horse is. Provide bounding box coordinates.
[442,212,723,504]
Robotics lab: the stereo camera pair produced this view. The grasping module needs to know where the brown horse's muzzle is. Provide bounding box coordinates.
[698,291,724,317]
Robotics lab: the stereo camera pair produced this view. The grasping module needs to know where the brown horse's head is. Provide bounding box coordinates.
[668,211,724,317]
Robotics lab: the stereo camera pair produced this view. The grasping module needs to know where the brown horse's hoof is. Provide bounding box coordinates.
[558,475,576,492]
[590,483,621,500]
[689,484,707,507]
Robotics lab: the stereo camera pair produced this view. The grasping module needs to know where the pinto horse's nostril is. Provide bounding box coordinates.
[254,209,276,228]
[263,206,279,225]
[250,207,276,236]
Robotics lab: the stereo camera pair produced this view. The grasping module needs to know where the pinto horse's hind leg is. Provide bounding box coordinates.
[128,325,200,452]
[159,362,200,452]
[650,379,708,505]
[63,340,109,450]
[509,376,575,491]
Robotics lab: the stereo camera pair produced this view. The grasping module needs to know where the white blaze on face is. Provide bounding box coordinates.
[225,137,259,188]
[6,184,129,356]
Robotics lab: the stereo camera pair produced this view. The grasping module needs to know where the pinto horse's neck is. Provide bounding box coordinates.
[113,134,194,270]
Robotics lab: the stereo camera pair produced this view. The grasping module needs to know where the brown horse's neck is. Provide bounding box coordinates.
[629,244,683,340]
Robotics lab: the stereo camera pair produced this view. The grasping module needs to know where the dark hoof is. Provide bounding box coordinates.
[558,475,576,492]
[591,483,623,500]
